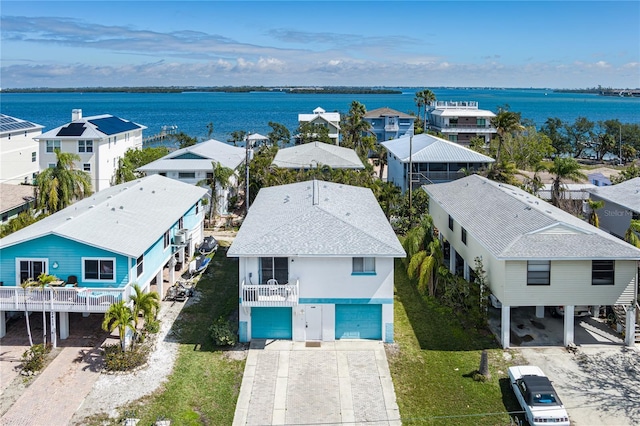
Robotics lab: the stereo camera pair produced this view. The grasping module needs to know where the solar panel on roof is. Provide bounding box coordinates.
[89,117,140,135]
[57,122,87,137]
[0,120,39,133]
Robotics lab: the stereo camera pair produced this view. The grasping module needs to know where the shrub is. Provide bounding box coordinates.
[21,343,51,373]
[103,343,149,371]
[209,316,237,347]
[144,319,160,334]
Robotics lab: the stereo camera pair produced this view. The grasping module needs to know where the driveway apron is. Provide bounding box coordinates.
[233,340,400,426]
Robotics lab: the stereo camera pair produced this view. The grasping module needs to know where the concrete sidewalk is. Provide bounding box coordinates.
[233,340,400,426]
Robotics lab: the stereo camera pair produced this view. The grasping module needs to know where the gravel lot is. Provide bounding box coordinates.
[520,346,640,426]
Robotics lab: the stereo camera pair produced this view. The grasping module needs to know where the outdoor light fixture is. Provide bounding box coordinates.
[52,262,59,269]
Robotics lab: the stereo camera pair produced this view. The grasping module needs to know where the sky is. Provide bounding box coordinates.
[1,1,639,89]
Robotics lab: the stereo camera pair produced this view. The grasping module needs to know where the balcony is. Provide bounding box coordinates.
[0,286,127,314]
[241,279,299,307]
[432,124,496,133]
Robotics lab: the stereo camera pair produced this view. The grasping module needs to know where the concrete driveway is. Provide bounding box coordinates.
[233,340,400,426]
[520,346,640,426]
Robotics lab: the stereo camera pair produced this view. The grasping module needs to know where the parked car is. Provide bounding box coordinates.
[508,365,570,426]
[198,236,218,255]
[551,305,591,317]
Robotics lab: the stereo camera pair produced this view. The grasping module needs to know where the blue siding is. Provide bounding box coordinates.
[252,307,292,339]
[0,234,128,287]
[335,304,382,340]
[384,323,394,343]
[239,321,248,343]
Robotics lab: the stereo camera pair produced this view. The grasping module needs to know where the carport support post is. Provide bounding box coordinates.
[625,304,636,346]
[59,311,69,340]
[563,305,575,346]
[0,310,5,338]
[501,305,510,349]
[156,270,164,299]
[535,306,545,318]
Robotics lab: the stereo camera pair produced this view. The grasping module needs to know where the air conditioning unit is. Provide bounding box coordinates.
[174,231,186,245]
[179,228,190,241]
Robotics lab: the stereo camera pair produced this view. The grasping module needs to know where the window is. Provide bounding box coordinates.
[18,259,47,283]
[178,172,196,179]
[195,202,199,215]
[461,228,467,245]
[178,217,184,229]
[136,255,144,277]
[84,258,114,281]
[448,134,458,142]
[476,118,487,127]
[448,215,454,231]
[164,230,170,249]
[48,163,56,169]
[83,163,91,172]
[31,152,36,162]
[527,260,550,285]
[78,140,93,153]
[46,140,60,153]
[352,257,376,274]
[260,257,288,284]
[592,260,614,285]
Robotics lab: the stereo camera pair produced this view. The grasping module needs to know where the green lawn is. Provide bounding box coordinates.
[388,259,523,425]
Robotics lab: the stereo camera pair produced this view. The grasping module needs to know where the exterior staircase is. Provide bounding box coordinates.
[612,302,640,344]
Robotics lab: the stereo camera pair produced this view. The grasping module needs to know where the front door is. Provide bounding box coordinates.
[305,305,322,341]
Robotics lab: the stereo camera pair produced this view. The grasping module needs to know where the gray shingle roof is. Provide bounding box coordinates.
[364,107,413,119]
[0,184,35,214]
[0,175,207,257]
[137,139,245,172]
[382,134,495,164]
[272,142,364,169]
[587,177,640,213]
[424,174,640,260]
[227,180,405,257]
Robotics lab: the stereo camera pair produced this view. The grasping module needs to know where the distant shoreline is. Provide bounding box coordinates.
[0,86,403,95]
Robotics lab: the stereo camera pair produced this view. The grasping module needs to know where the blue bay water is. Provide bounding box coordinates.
[1,88,638,146]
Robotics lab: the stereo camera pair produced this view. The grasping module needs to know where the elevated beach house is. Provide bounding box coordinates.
[587,177,640,240]
[298,107,341,144]
[227,180,405,343]
[426,100,497,146]
[363,107,415,142]
[272,141,364,170]
[424,174,640,348]
[0,183,35,224]
[35,109,146,192]
[0,114,43,186]
[0,175,207,343]
[137,139,246,216]
[382,133,494,192]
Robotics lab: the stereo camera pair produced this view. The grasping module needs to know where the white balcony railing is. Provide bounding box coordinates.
[241,279,299,307]
[0,286,127,313]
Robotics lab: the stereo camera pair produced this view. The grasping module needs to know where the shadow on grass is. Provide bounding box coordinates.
[499,377,526,425]
[164,245,239,352]
[394,259,499,351]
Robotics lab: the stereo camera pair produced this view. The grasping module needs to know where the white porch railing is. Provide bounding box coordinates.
[241,279,299,307]
[0,286,128,314]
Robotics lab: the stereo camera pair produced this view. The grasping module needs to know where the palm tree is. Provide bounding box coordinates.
[491,107,524,164]
[416,89,436,130]
[402,216,443,297]
[102,301,136,351]
[547,157,587,207]
[373,181,400,220]
[371,143,388,179]
[341,101,371,155]
[200,161,235,226]
[35,273,58,345]
[586,199,605,227]
[129,283,160,331]
[35,149,92,214]
[624,219,640,248]
[20,279,35,347]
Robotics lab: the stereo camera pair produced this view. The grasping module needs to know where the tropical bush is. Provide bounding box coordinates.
[103,343,149,371]
[21,343,51,373]
[209,316,237,346]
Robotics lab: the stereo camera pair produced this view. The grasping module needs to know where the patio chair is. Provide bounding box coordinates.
[67,275,78,286]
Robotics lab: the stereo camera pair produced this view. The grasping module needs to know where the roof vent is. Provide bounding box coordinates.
[89,205,95,208]
[66,216,73,220]
[111,207,116,211]
[119,206,124,209]
[140,187,143,191]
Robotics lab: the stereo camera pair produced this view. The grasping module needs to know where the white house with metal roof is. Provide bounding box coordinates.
[426,101,497,145]
[298,107,341,144]
[0,175,207,342]
[424,174,640,348]
[382,133,495,192]
[227,180,405,343]
[137,139,246,215]
[587,177,640,240]
[35,109,146,192]
[272,141,364,170]
[0,114,43,185]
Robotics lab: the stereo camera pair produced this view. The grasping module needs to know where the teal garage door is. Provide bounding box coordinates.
[335,304,382,340]
[252,307,292,339]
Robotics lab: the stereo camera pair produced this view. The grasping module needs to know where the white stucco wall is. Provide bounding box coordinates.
[0,128,41,184]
